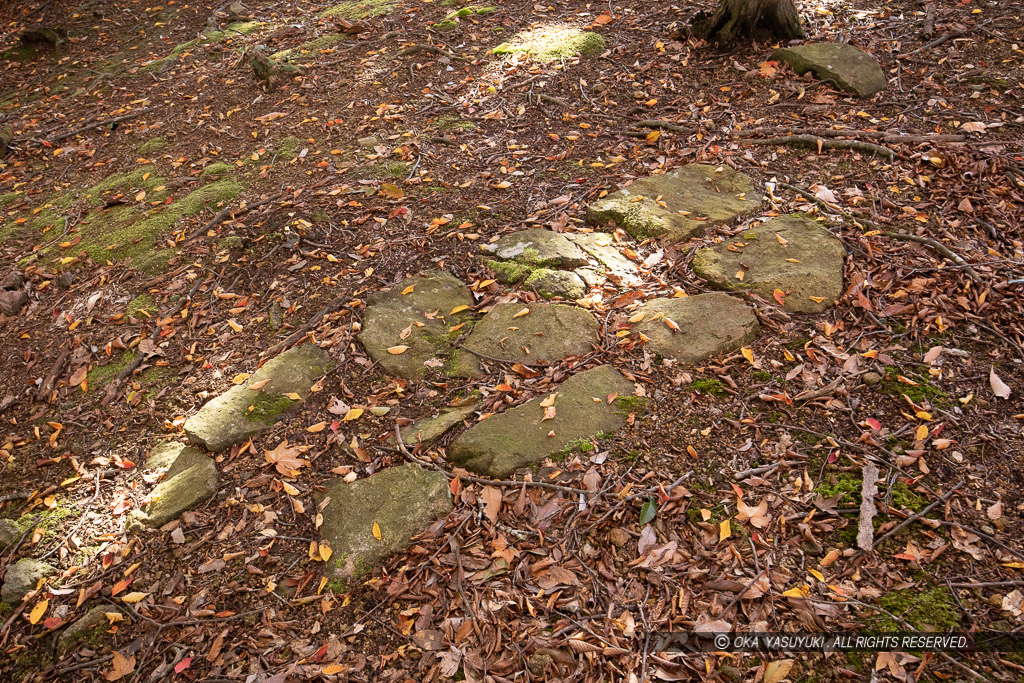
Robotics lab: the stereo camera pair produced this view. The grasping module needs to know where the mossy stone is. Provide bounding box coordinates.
[320,464,452,583]
[632,293,759,363]
[482,229,589,269]
[184,344,332,452]
[523,268,586,300]
[1,558,55,604]
[449,365,636,477]
[692,214,845,313]
[0,519,19,550]
[492,27,605,61]
[358,272,478,379]
[57,606,119,656]
[395,401,480,446]
[774,43,886,98]
[464,302,598,363]
[586,164,759,242]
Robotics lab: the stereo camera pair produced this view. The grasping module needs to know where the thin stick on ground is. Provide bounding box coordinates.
[872,478,964,549]
[742,134,895,159]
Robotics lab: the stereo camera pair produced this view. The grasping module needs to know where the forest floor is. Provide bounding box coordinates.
[1,0,1023,681]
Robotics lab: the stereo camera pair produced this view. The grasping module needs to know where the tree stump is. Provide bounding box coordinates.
[694,0,804,45]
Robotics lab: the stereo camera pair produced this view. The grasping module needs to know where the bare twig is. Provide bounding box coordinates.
[872,479,964,549]
[743,134,895,159]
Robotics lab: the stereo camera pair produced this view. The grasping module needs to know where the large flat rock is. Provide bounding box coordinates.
[320,464,452,585]
[774,43,886,98]
[449,365,638,477]
[568,232,642,286]
[184,344,332,452]
[464,302,598,364]
[586,164,759,242]
[692,214,845,313]
[1,558,55,604]
[482,228,590,270]
[358,272,479,379]
[633,293,759,363]
[131,444,218,528]
[396,401,479,446]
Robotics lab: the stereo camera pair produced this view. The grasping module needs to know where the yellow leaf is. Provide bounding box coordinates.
[628,311,646,323]
[323,664,347,675]
[343,408,363,422]
[248,379,270,391]
[387,345,409,355]
[915,411,933,420]
[808,295,825,303]
[284,392,302,400]
[741,347,754,364]
[915,424,929,441]
[381,183,404,199]
[764,659,795,683]
[808,568,824,581]
[319,543,333,562]
[450,305,470,314]
[134,190,146,202]
[231,373,251,385]
[121,592,149,603]
[402,285,416,295]
[512,307,531,318]
[775,234,789,246]
[645,129,661,143]
[307,422,327,433]
[281,481,300,496]
[1002,562,1024,569]
[540,393,558,408]
[734,270,745,281]
[719,519,731,542]
[29,599,48,624]
[372,522,382,540]
[227,319,243,332]
[781,585,808,598]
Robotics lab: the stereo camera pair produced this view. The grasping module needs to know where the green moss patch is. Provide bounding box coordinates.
[880,366,947,404]
[125,294,156,318]
[877,588,960,632]
[492,27,605,61]
[272,34,350,61]
[690,378,727,398]
[318,0,396,20]
[87,351,138,388]
[137,137,167,156]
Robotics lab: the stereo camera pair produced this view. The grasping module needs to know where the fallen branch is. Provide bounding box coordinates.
[732,460,801,480]
[872,478,964,549]
[35,341,71,403]
[45,107,154,144]
[776,181,983,283]
[184,192,283,245]
[738,127,965,144]
[261,293,349,358]
[394,44,466,61]
[743,134,895,160]
[632,119,697,135]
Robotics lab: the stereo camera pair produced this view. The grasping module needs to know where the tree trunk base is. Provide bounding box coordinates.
[693,0,805,45]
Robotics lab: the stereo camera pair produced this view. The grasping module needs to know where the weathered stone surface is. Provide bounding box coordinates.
[633,294,759,363]
[482,229,590,270]
[144,441,186,470]
[449,365,638,477]
[184,344,332,452]
[132,446,218,528]
[774,43,886,98]
[586,164,759,242]
[320,464,452,584]
[465,303,598,364]
[1,558,55,604]
[396,401,479,446]
[0,273,27,316]
[357,136,379,149]
[492,27,605,61]
[523,269,586,300]
[0,519,19,550]
[57,606,118,656]
[567,232,641,285]
[692,214,846,313]
[358,272,478,379]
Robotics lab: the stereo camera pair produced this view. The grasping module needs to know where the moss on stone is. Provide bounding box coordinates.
[318,0,396,20]
[436,116,476,131]
[137,137,167,156]
[492,27,605,61]
[487,258,532,284]
[690,378,727,398]
[200,161,237,177]
[614,395,648,414]
[432,19,459,31]
[244,393,295,422]
[877,587,960,632]
[125,294,155,318]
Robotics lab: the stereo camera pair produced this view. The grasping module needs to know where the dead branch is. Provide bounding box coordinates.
[743,134,895,159]
[44,107,154,145]
[738,127,965,144]
[872,478,964,549]
[261,293,349,358]
[632,120,697,135]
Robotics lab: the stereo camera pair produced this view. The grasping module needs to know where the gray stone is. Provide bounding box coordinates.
[131,446,218,528]
[184,344,332,452]
[396,401,479,446]
[692,214,846,313]
[0,519,19,550]
[482,229,590,270]
[57,606,118,656]
[464,302,598,364]
[523,269,586,300]
[567,232,641,285]
[633,293,759,363]
[357,136,379,150]
[1,558,55,604]
[358,272,479,379]
[774,43,886,98]
[586,164,759,242]
[449,365,639,477]
[862,371,882,386]
[144,441,186,470]
[320,464,452,585]
[0,273,27,316]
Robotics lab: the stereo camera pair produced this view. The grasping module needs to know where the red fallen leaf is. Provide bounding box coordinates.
[174,658,192,674]
[449,475,461,496]
[116,459,136,469]
[44,616,64,629]
[110,497,131,515]
[865,418,881,431]
[827,450,840,464]
[773,289,786,306]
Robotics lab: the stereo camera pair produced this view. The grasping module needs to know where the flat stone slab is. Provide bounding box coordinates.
[568,232,641,285]
[359,272,479,379]
[482,229,590,270]
[774,43,886,98]
[586,164,759,242]
[184,344,332,452]
[320,464,452,584]
[449,365,638,477]
[464,302,598,364]
[1,558,55,604]
[632,293,759,363]
[523,269,586,300]
[57,606,120,656]
[131,443,218,528]
[692,214,845,313]
[396,401,479,446]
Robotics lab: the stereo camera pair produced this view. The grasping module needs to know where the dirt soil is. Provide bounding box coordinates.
[1,0,1023,681]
